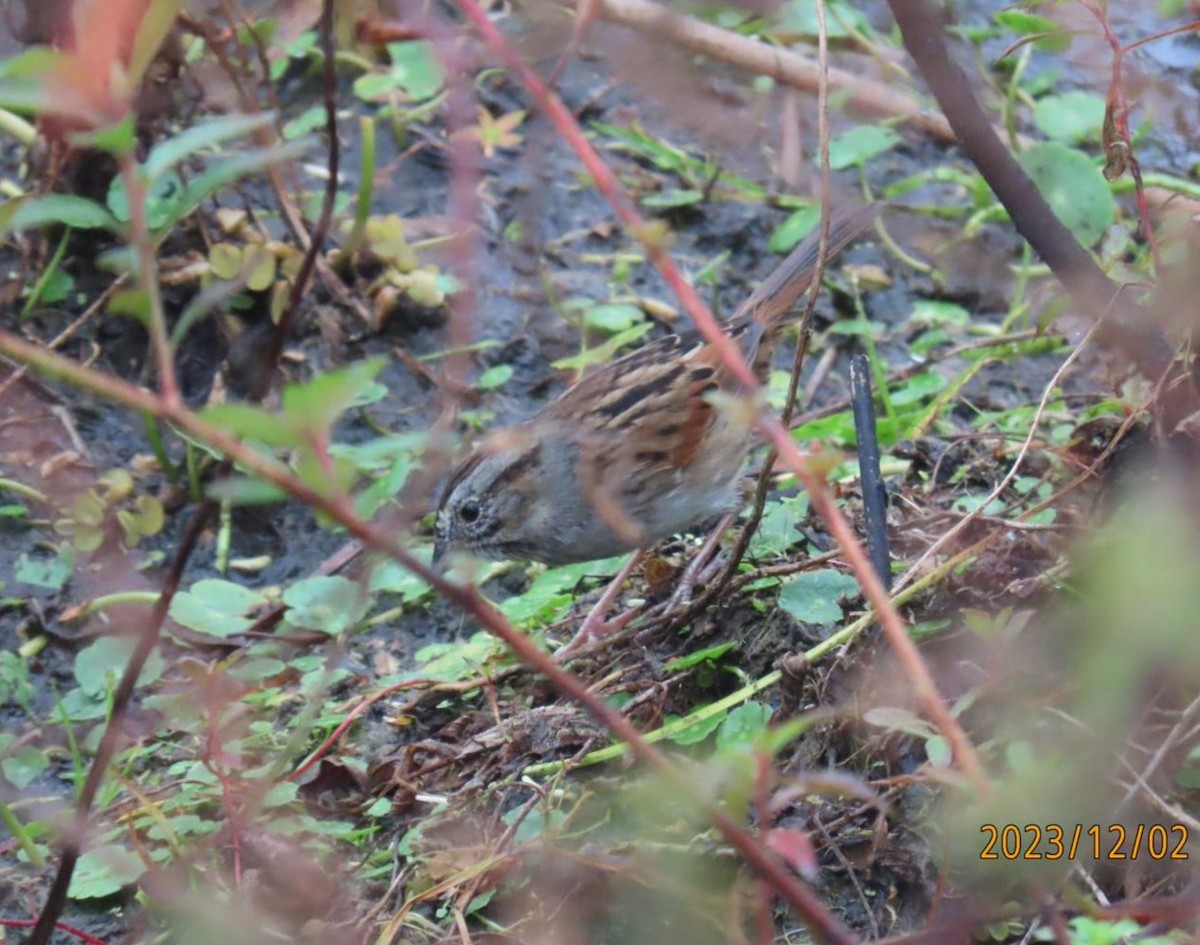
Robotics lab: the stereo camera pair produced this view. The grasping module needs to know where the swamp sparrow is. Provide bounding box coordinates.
[434,205,878,568]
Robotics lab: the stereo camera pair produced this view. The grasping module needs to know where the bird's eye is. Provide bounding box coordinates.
[459,499,481,524]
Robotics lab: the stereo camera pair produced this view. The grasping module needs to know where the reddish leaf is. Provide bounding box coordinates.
[766,827,819,881]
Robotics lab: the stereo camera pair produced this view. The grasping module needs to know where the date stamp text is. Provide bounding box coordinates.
[980,824,1189,861]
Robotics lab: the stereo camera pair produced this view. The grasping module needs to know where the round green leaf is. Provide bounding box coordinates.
[282,575,366,634]
[209,242,244,279]
[74,636,165,697]
[1018,142,1115,248]
[777,568,860,624]
[387,41,445,101]
[667,709,726,746]
[245,249,277,291]
[2,745,49,789]
[715,701,773,751]
[169,579,266,639]
[69,845,146,900]
[1033,91,1105,145]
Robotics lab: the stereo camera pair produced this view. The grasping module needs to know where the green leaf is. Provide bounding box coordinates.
[353,73,401,100]
[777,568,859,624]
[2,744,49,789]
[827,125,899,170]
[909,618,952,641]
[580,302,644,334]
[768,205,819,253]
[665,641,736,671]
[993,9,1071,52]
[773,0,870,39]
[0,78,57,116]
[925,735,951,766]
[666,709,726,746]
[15,545,75,590]
[641,188,704,208]
[908,327,949,355]
[108,170,187,229]
[888,371,946,406]
[0,47,61,80]
[69,845,146,900]
[356,42,445,101]
[750,494,809,558]
[280,358,387,436]
[413,631,501,682]
[501,556,625,627]
[169,579,267,639]
[200,402,299,448]
[1,195,119,234]
[283,105,327,140]
[552,323,653,371]
[81,114,138,158]
[715,701,772,751]
[1018,142,1115,247]
[226,657,286,681]
[369,556,432,603]
[36,268,73,304]
[477,364,513,390]
[206,475,288,505]
[141,111,276,181]
[263,781,299,807]
[387,41,444,101]
[165,139,313,232]
[271,29,316,79]
[1033,91,1105,145]
[282,575,367,635]
[792,410,856,444]
[906,299,970,329]
[74,636,165,697]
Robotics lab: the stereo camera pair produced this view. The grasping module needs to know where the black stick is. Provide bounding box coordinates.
[849,354,890,590]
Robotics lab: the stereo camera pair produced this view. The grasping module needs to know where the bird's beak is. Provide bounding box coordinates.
[431,537,447,571]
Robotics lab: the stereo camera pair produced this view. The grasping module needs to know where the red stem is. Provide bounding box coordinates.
[447,0,988,791]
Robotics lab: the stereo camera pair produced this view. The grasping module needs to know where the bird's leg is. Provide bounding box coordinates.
[556,550,645,658]
[666,513,736,611]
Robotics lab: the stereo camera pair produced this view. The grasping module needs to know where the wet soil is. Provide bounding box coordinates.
[2,1,1199,942]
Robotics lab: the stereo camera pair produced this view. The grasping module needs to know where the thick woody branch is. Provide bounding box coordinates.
[888,0,1197,431]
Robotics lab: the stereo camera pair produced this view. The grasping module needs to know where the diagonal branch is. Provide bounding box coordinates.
[0,327,859,945]
[447,0,990,791]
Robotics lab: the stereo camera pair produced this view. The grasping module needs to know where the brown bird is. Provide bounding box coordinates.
[435,205,878,647]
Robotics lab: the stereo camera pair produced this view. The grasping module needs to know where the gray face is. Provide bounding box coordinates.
[432,442,546,565]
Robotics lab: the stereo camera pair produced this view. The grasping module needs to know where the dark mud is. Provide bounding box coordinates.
[2,1,1194,942]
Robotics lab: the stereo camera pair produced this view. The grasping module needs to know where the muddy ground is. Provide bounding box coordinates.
[3,0,1200,942]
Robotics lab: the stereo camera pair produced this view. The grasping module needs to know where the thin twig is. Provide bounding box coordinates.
[447,0,989,792]
[28,504,212,945]
[582,0,954,141]
[0,327,859,945]
[895,322,1099,592]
